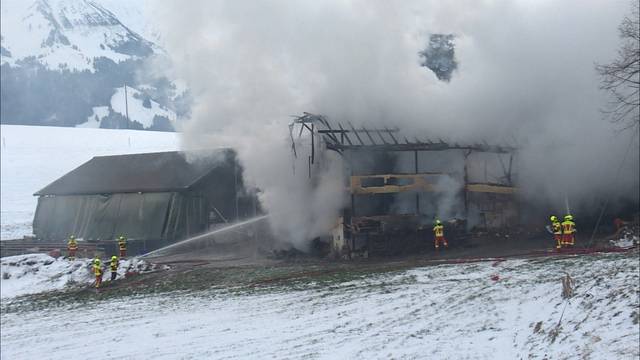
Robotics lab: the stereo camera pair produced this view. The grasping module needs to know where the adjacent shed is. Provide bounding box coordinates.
[32,150,256,249]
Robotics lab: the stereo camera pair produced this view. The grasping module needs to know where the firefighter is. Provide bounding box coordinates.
[109,256,119,281]
[550,216,562,249]
[117,235,127,258]
[561,214,576,247]
[433,219,449,250]
[93,257,103,288]
[67,235,78,260]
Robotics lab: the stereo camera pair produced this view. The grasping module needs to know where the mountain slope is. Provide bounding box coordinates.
[1,0,154,71]
[0,0,185,130]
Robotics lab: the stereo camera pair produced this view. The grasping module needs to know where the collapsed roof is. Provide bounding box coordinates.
[292,112,517,154]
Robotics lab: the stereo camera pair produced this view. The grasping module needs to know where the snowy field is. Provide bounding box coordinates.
[1,252,638,359]
[0,125,180,240]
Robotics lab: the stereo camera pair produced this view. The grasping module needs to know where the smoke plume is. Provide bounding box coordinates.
[152,0,639,248]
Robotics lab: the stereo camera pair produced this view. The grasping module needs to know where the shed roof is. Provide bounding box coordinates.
[35,149,235,196]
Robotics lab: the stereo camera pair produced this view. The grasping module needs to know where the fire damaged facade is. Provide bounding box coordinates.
[32,150,257,253]
[291,113,518,258]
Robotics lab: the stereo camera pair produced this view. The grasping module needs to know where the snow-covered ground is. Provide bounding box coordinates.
[0,254,154,299]
[77,106,110,128]
[611,236,639,249]
[0,253,156,299]
[109,86,176,128]
[0,125,180,240]
[0,254,93,298]
[77,86,178,129]
[1,253,638,359]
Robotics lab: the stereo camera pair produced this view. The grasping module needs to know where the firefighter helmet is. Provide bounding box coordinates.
[550,215,558,222]
[564,214,573,221]
[111,256,117,261]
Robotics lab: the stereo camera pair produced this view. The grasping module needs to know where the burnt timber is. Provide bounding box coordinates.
[290,113,519,258]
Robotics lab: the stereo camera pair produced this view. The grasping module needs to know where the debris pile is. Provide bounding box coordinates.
[609,215,640,248]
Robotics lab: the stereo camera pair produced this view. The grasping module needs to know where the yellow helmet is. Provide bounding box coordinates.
[94,258,100,264]
[550,215,558,222]
[435,219,442,225]
[111,256,117,260]
[564,214,573,221]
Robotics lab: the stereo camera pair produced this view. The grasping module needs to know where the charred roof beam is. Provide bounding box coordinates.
[348,122,366,146]
[338,123,353,146]
[361,127,377,145]
[325,143,516,153]
[385,127,399,144]
[291,113,517,153]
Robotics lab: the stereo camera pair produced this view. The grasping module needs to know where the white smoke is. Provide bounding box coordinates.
[151,0,639,248]
[433,175,464,220]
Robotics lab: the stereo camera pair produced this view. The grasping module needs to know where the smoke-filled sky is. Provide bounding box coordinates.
[151,0,639,247]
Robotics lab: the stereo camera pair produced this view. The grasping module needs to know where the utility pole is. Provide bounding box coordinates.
[234,159,239,221]
[415,150,420,214]
[124,83,130,129]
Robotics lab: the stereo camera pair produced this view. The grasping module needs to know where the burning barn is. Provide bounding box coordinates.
[291,113,518,257]
[32,149,257,254]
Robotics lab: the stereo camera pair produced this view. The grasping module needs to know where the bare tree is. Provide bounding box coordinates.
[596,2,639,131]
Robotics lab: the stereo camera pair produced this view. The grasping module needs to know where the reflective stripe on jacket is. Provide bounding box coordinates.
[561,220,576,234]
[433,225,444,237]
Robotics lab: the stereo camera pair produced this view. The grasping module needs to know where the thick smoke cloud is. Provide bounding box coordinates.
[152,0,639,247]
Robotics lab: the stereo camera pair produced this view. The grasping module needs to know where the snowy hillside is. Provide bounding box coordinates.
[0,0,187,129]
[1,252,638,359]
[0,0,154,71]
[78,86,177,130]
[96,0,160,44]
[0,125,180,240]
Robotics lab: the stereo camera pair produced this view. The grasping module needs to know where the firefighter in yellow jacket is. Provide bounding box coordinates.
[93,257,103,288]
[117,235,127,258]
[67,235,78,260]
[433,219,449,250]
[109,256,119,281]
[550,216,562,249]
[561,215,576,247]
